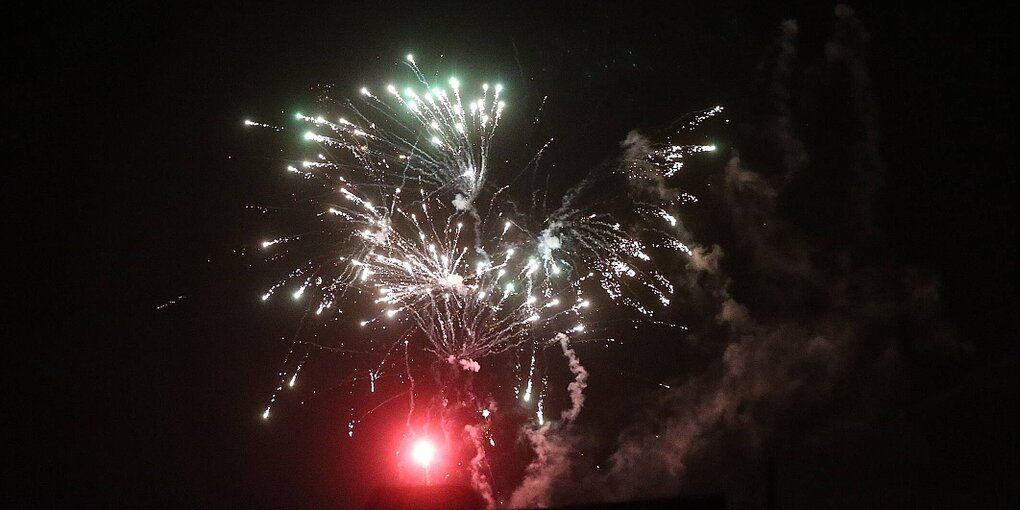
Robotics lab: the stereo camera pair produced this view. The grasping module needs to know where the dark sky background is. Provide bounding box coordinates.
[6,2,1019,508]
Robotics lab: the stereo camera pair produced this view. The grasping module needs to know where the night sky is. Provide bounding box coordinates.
[7,3,1018,508]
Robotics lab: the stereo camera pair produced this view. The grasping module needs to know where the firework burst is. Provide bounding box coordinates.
[246,54,721,497]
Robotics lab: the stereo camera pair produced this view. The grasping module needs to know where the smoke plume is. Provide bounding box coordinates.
[512,8,958,508]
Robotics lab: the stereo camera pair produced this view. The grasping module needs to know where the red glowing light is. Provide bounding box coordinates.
[411,439,436,467]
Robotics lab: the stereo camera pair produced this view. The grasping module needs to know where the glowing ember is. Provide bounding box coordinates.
[411,439,436,468]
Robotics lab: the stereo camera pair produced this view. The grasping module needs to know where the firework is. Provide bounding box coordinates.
[247,53,720,495]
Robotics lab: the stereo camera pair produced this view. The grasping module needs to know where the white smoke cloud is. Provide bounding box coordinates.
[452,193,472,211]
[447,356,481,372]
[688,244,724,274]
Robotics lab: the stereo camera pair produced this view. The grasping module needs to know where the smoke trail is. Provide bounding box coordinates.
[509,333,589,508]
[509,422,571,508]
[464,423,496,509]
[557,333,589,422]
